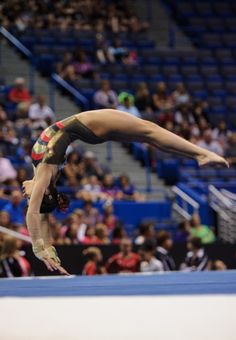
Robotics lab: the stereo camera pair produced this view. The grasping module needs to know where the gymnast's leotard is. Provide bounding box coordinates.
[31,115,104,167]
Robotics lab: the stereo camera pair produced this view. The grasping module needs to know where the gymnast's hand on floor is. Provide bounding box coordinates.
[33,239,70,276]
[196,151,229,168]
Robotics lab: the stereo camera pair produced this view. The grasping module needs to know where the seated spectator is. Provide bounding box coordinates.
[4,190,25,226]
[175,220,191,243]
[63,65,78,85]
[81,225,100,245]
[16,168,28,186]
[135,221,155,245]
[8,77,31,105]
[0,151,17,184]
[57,52,74,77]
[51,222,67,245]
[73,50,95,79]
[102,201,118,232]
[172,83,191,106]
[197,130,224,156]
[95,33,114,64]
[117,174,145,201]
[95,223,110,244]
[212,120,231,149]
[82,247,106,275]
[0,236,31,277]
[175,103,195,126]
[180,237,209,272]
[78,175,103,201]
[83,200,100,226]
[111,224,127,244]
[225,133,236,167]
[152,82,173,112]
[156,230,176,271]
[28,95,55,129]
[135,82,153,115]
[108,38,128,63]
[117,93,141,118]
[106,238,140,273]
[83,151,104,179]
[64,151,84,187]
[102,174,119,199]
[0,211,11,229]
[140,239,163,272]
[211,260,227,271]
[64,222,80,244]
[93,80,118,109]
[190,213,216,245]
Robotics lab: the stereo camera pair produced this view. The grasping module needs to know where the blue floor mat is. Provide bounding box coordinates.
[0,271,236,297]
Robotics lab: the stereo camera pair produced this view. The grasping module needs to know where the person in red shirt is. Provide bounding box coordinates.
[8,77,31,104]
[106,238,140,273]
[81,225,101,245]
[82,247,106,275]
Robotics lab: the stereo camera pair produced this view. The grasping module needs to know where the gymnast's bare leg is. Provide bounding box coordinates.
[77,109,228,167]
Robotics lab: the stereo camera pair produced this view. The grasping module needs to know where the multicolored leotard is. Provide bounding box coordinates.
[31,115,104,166]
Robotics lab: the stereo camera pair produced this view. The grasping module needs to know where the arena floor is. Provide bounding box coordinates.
[1,271,236,340]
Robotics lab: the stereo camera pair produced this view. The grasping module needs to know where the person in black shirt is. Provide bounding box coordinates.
[156,231,176,271]
[180,237,209,272]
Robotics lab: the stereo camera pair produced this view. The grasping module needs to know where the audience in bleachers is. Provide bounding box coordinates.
[190,213,216,245]
[180,236,209,272]
[155,231,176,271]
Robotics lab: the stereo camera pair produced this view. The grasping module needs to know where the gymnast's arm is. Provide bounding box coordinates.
[26,166,69,274]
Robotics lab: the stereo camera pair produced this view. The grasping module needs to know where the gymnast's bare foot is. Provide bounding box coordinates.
[197,152,229,168]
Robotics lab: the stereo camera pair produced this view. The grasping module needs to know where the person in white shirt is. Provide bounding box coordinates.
[0,152,17,183]
[28,95,55,129]
[197,129,224,156]
[140,240,163,272]
[94,80,118,109]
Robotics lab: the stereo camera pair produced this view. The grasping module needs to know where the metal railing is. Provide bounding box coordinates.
[172,185,200,219]
[0,225,31,243]
[209,185,236,243]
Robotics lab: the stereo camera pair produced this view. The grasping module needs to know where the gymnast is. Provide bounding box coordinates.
[23,109,228,275]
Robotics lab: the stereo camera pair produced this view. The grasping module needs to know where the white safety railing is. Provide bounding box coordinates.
[209,185,236,243]
[0,226,31,243]
[172,186,200,220]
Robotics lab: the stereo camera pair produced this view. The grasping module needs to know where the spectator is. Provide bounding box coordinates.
[117,93,141,118]
[0,151,17,183]
[102,201,118,232]
[4,190,25,226]
[81,225,100,245]
[135,82,153,114]
[108,38,128,63]
[156,230,176,271]
[135,221,155,245]
[63,65,78,85]
[82,247,106,275]
[190,213,216,245]
[95,223,110,244]
[8,77,31,105]
[152,82,173,112]
[106,238,140,273]
[73,50,95,79]
[28,95,55,129]
[118,174,145,201]
[57,52,74,77]
[93,80,118,109]
[64,151,83,187]
[64,222,80,244]
[79,175,103,201]
[102,174,118,199]
[140,239,163,272]
[95,33,114,64]
[211,260,227,271]
[82,200,100,226]
[0,211,11,229]
[180,237,209,272]
[0,236,31,277]
[111,224,127,244]
[172,83,191,106]
[212,120,231,149]
[175,220,191,243]
[197,130,224,156]
[225,133,236,167]
[83,151,104,179]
